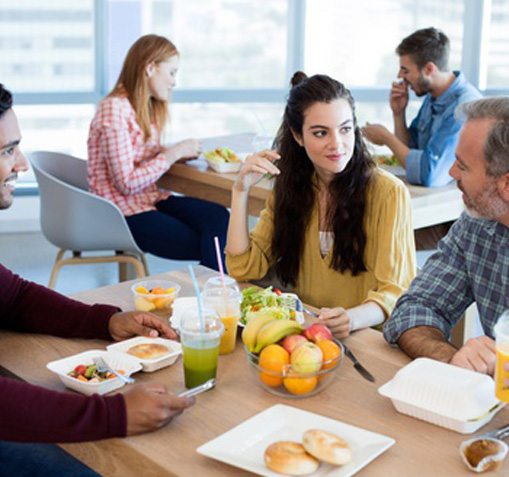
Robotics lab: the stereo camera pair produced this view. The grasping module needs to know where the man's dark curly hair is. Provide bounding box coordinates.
[0,84,13,120]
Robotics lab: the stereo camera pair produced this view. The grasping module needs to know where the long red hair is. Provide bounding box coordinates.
[109,34,178,141]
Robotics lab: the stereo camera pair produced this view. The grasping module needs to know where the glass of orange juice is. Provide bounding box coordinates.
[201,287,241,355]
[494,310,509,402]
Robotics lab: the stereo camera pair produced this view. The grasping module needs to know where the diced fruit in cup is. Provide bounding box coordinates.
[135,296,156,312]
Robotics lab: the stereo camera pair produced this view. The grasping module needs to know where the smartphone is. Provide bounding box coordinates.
[178,379,216,398]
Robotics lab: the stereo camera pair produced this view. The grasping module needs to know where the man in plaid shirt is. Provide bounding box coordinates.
[384,97,509,376]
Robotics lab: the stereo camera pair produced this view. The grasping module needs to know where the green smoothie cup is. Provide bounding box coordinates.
[179,306,224,388]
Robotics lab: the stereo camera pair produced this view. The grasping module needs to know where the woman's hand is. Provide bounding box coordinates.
[162,139,203,165]
[318,307,350,339]
[233,150,280,193]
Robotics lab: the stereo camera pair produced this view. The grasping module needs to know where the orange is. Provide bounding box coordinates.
[283,376,318,395]
[317,340,341,370]
[258,344,289,387]
[317,340,341,381]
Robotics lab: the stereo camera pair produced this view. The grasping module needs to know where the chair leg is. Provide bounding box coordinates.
[140,254,150,276]
[48,249,66,289]
[118,262,129,282]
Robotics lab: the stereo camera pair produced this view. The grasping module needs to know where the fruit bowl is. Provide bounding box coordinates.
[245,341,343,399]
[132,280,180,314]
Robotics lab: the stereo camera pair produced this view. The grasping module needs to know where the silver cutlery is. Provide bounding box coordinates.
[473,423,509,440]
[93,356,135,384]
[294,297,375,383]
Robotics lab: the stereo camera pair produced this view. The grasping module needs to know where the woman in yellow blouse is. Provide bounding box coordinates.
[226,72,416,338]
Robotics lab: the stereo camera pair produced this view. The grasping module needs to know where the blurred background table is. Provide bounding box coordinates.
[158,133,463,230]
[1,265,506,476]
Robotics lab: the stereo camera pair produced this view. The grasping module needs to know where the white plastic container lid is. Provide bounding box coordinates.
[379,358,500,422]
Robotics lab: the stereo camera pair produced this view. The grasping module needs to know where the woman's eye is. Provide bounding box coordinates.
[313,131,326,138]
[341,126,352,134]
[2,147,15,156]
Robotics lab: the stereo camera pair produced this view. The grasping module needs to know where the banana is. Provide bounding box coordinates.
[242,313,278,352]
[253,320,304,354]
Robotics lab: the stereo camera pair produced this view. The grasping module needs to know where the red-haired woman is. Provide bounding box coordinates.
[88,34,229,270]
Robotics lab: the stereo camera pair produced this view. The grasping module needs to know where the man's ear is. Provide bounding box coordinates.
[423,61,435,76]
[146,61,156,78]
[497,172,509,202]
[291,128,304,147]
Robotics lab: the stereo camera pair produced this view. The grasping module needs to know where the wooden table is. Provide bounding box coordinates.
[1,266,507,476]
[158,133,463,230]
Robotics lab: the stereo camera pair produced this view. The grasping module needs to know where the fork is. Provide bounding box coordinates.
[93,356,134,384]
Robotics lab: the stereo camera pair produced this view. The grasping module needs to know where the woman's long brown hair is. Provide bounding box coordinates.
[109,34,178,141]
[272,72,375,287]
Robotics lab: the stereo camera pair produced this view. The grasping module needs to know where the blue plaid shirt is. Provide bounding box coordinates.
[384,212,509,344]
[406,71,481,187]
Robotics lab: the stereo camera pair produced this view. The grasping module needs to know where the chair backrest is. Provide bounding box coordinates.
[29,151,143,254]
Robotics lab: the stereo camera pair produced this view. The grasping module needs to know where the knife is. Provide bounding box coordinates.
[333,338,376,383]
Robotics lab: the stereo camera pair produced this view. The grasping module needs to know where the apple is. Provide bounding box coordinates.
[281,334,308,354]
[303,323,332,343]
[290,342,323,374]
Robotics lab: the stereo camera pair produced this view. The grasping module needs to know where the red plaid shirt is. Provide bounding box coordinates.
[87,95,171,216]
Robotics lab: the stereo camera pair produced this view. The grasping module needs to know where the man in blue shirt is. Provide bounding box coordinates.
[384,97,509,377]
[364,27,481,188]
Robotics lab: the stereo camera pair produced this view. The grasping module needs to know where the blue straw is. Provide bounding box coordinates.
[188,265,205,333]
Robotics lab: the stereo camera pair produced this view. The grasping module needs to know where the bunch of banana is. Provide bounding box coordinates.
[242,313,303,354]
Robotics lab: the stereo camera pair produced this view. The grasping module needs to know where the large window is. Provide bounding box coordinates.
[487,0,509,87]
[1,0,507,188]
[0,0,96,93]
[304,0,464,88]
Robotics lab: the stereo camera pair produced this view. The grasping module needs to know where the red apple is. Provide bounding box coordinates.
[290,342,323,374]
[303,323,332,343]
[281,334,308,354]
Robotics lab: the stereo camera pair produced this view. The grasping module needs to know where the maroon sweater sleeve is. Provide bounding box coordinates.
[0,263,128,442]
[0,377,127,442]
[0,263,118,339]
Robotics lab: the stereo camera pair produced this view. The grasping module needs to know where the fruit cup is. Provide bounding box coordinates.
[244,340,343,399]
[132,280,181,317]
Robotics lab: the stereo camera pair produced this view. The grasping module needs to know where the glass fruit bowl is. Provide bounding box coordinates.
[132,280,180,314]
[244,341,344,399]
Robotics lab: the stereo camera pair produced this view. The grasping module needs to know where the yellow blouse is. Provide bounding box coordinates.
[226,168,416,317]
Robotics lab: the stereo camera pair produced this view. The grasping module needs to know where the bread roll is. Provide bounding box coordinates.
[302,429,352,466]
[264,441,319,475]
[127,343,169,360]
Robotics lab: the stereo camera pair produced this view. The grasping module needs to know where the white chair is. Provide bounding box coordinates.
[29,151,149,289]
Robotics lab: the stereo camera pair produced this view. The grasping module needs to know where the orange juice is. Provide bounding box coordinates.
[495,349,509,402]
[219,315,239,354]
[201,287,241,355]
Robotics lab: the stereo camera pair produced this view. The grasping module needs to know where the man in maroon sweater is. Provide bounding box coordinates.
[0,84,194,475]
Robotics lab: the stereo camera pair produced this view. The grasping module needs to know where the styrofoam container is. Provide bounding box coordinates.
[205,158,242,173]
[378,358,505,434]
[107,337,182,372]
[47,350,142,396]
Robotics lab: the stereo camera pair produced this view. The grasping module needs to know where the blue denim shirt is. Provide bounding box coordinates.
[384,213,509,344]
[406,71,481,187]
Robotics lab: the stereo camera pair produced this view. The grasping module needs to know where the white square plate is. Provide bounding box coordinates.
[197,404,395,476]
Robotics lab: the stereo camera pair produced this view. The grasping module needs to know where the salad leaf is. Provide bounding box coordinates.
[240,286,294,324]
